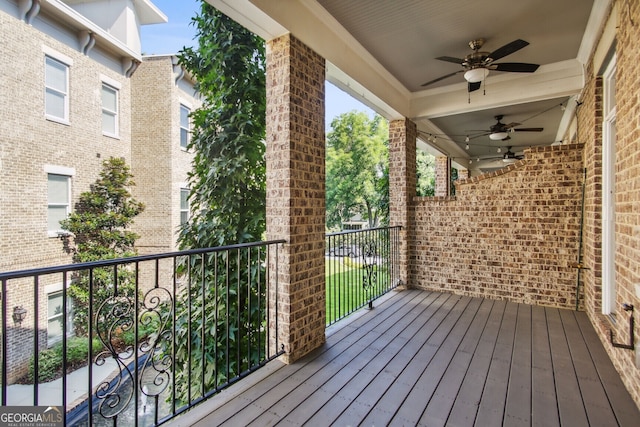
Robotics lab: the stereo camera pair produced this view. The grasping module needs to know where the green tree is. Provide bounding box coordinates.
[179,4,265,248]
[416,150,436,196]
[170,3,267,403]
[60,157,144,336]
[326,112,389,229]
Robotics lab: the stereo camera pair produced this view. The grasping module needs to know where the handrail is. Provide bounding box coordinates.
[0,239,286,280]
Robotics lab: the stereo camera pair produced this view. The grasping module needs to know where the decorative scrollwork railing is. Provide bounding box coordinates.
[326,226,401,325]
[0,240,285,426]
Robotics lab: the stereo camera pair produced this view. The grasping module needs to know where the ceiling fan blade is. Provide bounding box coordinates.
[514,127,544,132]
[468,81,481,92]
[421,70,463,87]
[486,39,529,62]
[436,56,465,64]
[504,122,521,129]
[493,62,540,73]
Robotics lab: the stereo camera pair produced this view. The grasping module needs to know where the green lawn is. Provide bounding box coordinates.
[325,257,387,324]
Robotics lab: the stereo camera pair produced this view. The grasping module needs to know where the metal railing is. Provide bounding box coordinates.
[325,226,401,325]
[0,240,285,426]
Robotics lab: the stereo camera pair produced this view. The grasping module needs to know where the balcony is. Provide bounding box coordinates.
[173,288,639,426]
[1,227,406,425]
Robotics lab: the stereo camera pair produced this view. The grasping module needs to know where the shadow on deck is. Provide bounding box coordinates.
[170,289,639,426]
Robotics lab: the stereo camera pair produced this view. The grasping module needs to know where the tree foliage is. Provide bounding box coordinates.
[178,3,266,248]
[60,157,144,336]
[326,112,389,229]
[171,3,267,403]
[416,150,436,197]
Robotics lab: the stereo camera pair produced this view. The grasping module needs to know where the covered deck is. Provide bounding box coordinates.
[172,289,639,426]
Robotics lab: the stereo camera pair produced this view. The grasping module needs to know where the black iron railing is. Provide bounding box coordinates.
[0,240,285,426]
[325,226,401,325]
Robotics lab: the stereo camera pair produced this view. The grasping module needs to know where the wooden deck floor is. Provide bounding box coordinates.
[171,289,640,426]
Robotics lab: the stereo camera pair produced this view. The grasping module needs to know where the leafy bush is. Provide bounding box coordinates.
[26,337,101,383]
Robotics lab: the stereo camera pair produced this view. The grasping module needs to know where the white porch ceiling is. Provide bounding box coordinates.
[208,0,607,173]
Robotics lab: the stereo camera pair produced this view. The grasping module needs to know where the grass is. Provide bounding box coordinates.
[326,257,382,324]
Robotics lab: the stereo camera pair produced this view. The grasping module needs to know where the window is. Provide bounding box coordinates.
[45,56,69,122]
[180,188,189,225]
[102,83,119,137]
[47,289,74,347]
[47,173,70,235]
[180,104,190,149]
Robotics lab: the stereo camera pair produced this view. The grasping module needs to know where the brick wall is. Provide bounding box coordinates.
[389,119,417,287]
[0,7,133,381]
[578,0,640,406]
[435,156,451,197]
[413,144,584,308]
[266,34,326,363]
[131,56,197,255]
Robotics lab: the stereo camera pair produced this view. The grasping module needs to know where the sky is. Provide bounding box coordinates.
[140,0,375,130]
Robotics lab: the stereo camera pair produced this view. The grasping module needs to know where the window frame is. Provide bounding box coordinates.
[180,187,190,225]
[45,283,74,348]
[180,104,191,149]
[44,55,70,123]
[101,82,119,138]
[45,165,75,237]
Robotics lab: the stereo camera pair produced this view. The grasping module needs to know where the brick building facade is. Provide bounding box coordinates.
[0,0,197,380]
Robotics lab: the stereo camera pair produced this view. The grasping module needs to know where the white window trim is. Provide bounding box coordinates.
[45,165,75,238]
[180,187,190,225]
[602,55,616,316]
[45,283,74,347]
[44,164,76,176]
[180,104,191,150]
[43,47,72,125]
[101,82,119,138]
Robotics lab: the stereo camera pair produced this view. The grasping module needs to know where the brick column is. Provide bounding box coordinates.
[389,119,417,288]
[266,34,326,363]
[435,156,451,196]
[457,168,470,180]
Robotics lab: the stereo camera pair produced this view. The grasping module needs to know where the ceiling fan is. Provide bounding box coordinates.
[421,39,540,92]
[474,115,543,140]
[475,147,523,166]
[501,147,523,163]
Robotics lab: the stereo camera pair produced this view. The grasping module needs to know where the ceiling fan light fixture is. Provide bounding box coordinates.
[490,131,509,140]
[464,68,488,83]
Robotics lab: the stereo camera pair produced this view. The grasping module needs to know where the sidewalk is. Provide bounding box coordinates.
[5,357,118,407]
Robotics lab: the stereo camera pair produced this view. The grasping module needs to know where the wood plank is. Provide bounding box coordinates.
[278,292,447,425]
[171,290,640,427]
[503,304,532,426]
[418,298,495,426]
[546,307,589,426]
[234,291,436,426]
[360,295,477,426]
[446,299,507,426]
[559,309,618,426]
[392,297,485,425]
[332,294,470,426]
[574,312,640,426]
[530,305,559,427]
[199,289,426,426]
[474,300,519,426]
